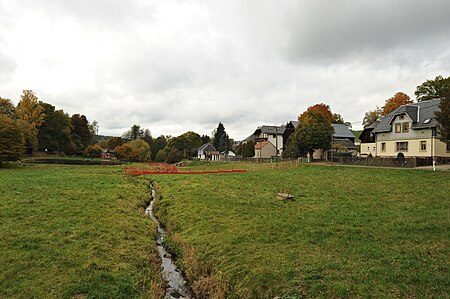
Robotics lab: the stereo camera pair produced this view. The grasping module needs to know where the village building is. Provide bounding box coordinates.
[197,143,220,161]
[371,99,449,160]
[254,140,277,159]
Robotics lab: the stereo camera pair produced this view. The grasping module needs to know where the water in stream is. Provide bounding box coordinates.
[145,187,194,299]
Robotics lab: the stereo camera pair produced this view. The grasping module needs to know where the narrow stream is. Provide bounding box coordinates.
[145,185,194,299]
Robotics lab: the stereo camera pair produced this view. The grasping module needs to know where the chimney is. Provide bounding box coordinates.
[417,105,420,122]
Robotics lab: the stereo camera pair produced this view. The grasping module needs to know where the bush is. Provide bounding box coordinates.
[128,139,151,162]
[83,144,102,158]
[165,149,183,164]
[114,140,151,162]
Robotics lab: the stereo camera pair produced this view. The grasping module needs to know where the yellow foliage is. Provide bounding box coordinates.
[16,90,46,129]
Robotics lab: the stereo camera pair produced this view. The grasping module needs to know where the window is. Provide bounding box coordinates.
[402,122,409,133]
[423,118,432,124]
[396,142,408,151]
[420,141,427,151]
[272,134,276,138]
[399,115,404,120]
[381,142,386,152]
[395,123,401,133]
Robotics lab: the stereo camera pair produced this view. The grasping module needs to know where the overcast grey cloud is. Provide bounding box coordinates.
[1,0,449,140]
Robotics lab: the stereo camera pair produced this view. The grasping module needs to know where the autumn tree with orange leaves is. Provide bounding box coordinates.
[300,103,334,123]
[382,92,413,115]
[285,103,334,159]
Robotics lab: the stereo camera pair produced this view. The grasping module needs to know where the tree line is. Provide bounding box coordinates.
[88,122,234,163]
[1,90,96,164]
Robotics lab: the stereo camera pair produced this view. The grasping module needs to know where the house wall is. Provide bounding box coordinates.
[360,142,376,156]
[433,138,450,157]
[259,133,283,154]
[254,143,277,159]
[313,149,323,160]
[375,126,450,158]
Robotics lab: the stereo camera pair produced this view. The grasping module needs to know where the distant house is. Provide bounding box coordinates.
[244,125,286,156]
[313,124,356,160]
[371,99,449,159]
[101,149,115,160]
[219,150,237,161]
[197,143,220,161]
[254,140,277,159]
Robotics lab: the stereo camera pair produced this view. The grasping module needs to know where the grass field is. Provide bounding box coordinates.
[0,165,164,298]
[152,164,450,298]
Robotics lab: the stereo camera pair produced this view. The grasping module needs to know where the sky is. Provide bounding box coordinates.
[1,0,449,140]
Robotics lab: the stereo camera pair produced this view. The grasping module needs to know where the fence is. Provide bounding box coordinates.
[124,160,303,175]
[330,156,438,168]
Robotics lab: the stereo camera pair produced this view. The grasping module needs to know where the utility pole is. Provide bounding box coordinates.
[275,126,279,166]
[330,133,333,163]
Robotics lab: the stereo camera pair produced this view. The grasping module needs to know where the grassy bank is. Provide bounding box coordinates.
[0,165,164,298]
[153,165,450,298]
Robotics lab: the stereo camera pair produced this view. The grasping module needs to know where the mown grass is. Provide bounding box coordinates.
[153,164,450,298]
[0,164,164,298]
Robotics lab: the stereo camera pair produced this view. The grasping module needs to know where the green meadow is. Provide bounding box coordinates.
[152,165,450,298]
[1,163,449,298]
[0,165,164,298]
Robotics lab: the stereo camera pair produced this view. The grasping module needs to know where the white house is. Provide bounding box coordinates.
[371,99,449,159]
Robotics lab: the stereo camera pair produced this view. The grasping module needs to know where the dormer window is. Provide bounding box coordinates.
[402,122,409,133]
[395,123,401,133]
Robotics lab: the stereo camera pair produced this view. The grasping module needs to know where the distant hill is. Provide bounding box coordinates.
[352,130,363,142]
[92,134,116,144]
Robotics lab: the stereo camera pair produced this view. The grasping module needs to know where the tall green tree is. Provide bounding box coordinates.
[282,135,299,159]
[241,141,255,158]
[37,102,73,153]
[435,88,450,143]
[166,131,202,159]
[212,123,227,152]
[0,115,25,163]
[89,120,99,140]
[415,75,450,102]
[151,135,167,161]
[200,134,210,144]
[142,129,153,148]
[295,110,334,159]
[212,123,232,153]
[71,114,92,152]
[123,124,144,140]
